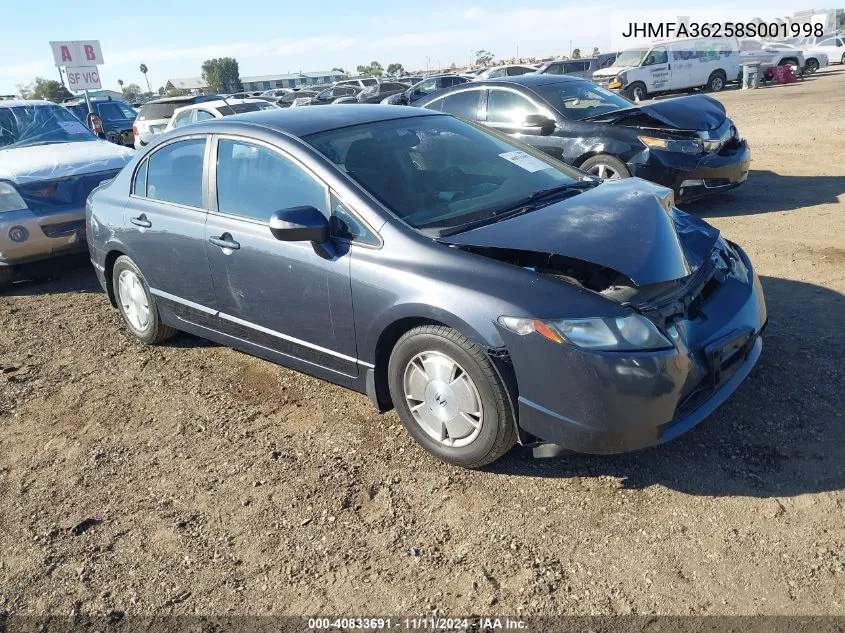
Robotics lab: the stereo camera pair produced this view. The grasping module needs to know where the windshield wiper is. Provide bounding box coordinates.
[434,181,600,237]
[581,106,640,121]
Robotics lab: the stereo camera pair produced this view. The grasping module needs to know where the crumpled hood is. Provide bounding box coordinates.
[593,65,633,78]
[0,141,134,184]
[440,178,720,286]
[635,95,727,131]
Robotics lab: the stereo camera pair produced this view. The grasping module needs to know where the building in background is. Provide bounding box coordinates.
[240,71,344,91]
[165,77,210,95]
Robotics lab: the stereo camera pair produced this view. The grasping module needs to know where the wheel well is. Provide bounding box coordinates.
[710,69,726,78]
[574,150,603,168]
[369,317,526,441]
[780,57,800,66]
[103,249,125,307]
[371,317,442,411]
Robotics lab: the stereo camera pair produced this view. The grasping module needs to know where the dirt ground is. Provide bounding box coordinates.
[1,69,844,619]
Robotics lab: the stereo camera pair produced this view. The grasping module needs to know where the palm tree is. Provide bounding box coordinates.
[117,79,124,92]
[139,64,151,93]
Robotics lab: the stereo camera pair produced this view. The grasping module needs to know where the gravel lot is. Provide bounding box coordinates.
[1,69,844,618]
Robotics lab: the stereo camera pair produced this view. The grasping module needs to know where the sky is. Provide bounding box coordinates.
[0,0,806,95]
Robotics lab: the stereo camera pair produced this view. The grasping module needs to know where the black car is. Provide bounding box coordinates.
[309,85,361,105]
[416,75,750,202]
[86,106,765,468]
[274,90,318,108]
[357,81,411,104]
[65,97,137,147]
[384,74,470,105]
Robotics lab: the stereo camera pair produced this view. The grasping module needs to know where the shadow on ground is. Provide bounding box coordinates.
[488,276,845,499]
[684,169,845,217]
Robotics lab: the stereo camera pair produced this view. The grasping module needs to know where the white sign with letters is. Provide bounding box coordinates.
[49,40,105,67]
[65,66,102,91]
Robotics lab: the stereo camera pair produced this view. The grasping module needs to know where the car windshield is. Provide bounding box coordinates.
[305,115,586,236]
[613,49,648,67]
[533,81,632,120]
[0,103,97,149]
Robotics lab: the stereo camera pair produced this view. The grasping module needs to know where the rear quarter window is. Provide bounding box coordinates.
[137,103,179,121]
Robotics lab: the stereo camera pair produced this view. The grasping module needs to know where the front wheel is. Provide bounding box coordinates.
[387,325,517,468]
[624,82,647,101]
[580,155,631,181]
[706,70,726,92]
[804,59,819,74]
[112,255,176,345]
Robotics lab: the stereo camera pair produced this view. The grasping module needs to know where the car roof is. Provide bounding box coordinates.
[213,104,442,137]
[144,95,219,105]
[480,75,582,87]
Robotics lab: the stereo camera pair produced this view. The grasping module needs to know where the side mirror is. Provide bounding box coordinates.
[523,114,555,131]
[269,206,329,243]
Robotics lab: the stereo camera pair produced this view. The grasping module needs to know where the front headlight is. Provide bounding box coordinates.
[639,135,704,155]
[0,182,28,213]
[498,314,673,351]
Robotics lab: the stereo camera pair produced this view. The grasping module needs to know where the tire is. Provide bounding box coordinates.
[387,325,517,468]
[111,255,176,345]
[841,53,845,65]
[706,70,726,92]
[624,82,647,101]
[579,155,631,181]
[804,58,819,74]
[0,266,15,291]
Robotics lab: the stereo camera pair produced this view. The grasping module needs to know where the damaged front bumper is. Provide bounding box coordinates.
[628,140,751,202]
[501,244,767,454]
[0,206,88,267]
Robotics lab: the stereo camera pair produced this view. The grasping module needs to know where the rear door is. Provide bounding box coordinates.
[122,135,217,326]
[205,135,358,376]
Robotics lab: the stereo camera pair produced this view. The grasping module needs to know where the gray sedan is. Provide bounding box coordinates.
[86,106,766,468]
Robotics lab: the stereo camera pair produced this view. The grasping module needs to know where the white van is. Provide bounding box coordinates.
[592,37,740,101]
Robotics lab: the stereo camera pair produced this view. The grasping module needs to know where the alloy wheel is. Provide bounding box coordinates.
[402,350,483,448]
[118,269,150,332]
[588,163,623,180]
[711,76,724,91]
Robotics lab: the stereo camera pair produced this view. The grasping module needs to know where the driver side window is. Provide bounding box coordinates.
[216,139,328,223]
[644,46,668,65]
[485,90,540,125]
[172,110,195,128]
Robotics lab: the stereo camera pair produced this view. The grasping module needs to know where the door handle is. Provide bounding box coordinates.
[130,215,152,228]
[209,234,240,250]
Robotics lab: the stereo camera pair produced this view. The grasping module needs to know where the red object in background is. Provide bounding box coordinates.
[86,112,105,136]
[772,65,797,84]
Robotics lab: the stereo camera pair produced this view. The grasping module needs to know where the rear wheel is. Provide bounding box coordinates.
[624,82,647,101]
[804,58,819,74]
[580,155,631,181]
[841,52,845,65]
[706,70,726,92]
[112,255,175,345]
[387,325,517,468]
[0,266,15,291]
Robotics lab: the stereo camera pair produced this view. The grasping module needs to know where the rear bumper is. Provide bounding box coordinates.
[0,207,87,267]
[628,141,751,202]
[505,245,767,454]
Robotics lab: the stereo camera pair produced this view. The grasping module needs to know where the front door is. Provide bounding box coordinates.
[205,136,358,376]
[481,88,562,159]
[642,45,671,93]
[122,135,217,326]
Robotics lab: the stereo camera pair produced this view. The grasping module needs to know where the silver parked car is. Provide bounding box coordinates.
[0,100,133,286]
[535,54,619,80]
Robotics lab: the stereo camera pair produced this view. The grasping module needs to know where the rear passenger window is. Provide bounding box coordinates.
[133,159,148,196]
[216,139,327,223]
[435,90,481,120]
[146,138,206,208]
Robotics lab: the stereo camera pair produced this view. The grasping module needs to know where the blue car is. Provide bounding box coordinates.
[86,106,766,468]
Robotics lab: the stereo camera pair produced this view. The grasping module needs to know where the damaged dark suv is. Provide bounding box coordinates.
[86,106,766,468]
[416,75,750,202]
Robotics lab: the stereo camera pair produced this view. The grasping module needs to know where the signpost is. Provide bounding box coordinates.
[48,40,104,115]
